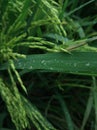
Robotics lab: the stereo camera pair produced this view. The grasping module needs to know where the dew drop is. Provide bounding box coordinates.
[32,60,35,63]
[74,63,77,67]
[41,60,47,65]
[86,63,90,66]
[41,60,45,64]
[50,67,53,70]
[29,66,33,69]
[54,59,57,62]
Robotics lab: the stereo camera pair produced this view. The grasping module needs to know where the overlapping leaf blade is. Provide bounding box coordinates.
[1,52,97,75]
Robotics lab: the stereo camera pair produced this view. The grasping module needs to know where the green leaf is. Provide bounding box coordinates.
[92,76,97,130]
[56,93,74,130]
[0,52,97,76]
[81,91,93,130]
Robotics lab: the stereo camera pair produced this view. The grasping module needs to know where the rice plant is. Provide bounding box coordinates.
[0,0,97,130]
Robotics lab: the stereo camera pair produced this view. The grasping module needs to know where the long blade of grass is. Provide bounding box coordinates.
[0,52,97,76]
[65,0,95,17]
[92,76,97,130]
[56,93,74,130]
[81,90,93,130]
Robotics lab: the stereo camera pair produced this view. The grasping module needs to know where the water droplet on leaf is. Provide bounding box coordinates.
[86,63,90,66]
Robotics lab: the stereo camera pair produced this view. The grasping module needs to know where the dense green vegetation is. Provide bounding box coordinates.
[0,0,97,130]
